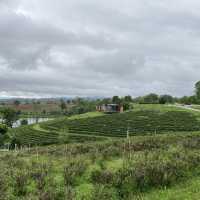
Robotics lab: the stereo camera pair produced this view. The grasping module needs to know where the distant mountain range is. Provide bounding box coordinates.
[0,96,105,102]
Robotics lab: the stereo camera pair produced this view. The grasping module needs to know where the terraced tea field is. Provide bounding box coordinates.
[8,105,200,146]
[4,104,200,200]
[63,110,200,136]
[9,123,106,146]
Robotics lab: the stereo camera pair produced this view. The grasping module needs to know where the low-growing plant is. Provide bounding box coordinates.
[13,170,29,196]
[91,185,118,200]
[30,162,52,192]
[0,168,8,200]
[65,186,76,200]
[91,169,114,185]
[64,159,88,186]
[39,177,65,200]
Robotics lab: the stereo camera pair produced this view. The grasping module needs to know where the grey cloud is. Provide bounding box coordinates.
[0,9,118,70]
[84,50,145,77]
[0,0,200,98]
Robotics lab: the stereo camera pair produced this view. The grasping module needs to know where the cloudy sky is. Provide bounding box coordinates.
[0,0,200,98]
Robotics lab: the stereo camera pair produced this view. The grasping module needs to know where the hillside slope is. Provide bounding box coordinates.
[2,132,200,199]
[8,105,200,146]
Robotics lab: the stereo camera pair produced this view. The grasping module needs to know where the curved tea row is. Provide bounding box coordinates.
[9,110,200,146]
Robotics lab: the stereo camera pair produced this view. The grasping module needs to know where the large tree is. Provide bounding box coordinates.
[112,96,121,104]
[159,95,174,104]
[100,98,111,105]
[0,124,8,146]
[195,81,200,99]
[13,100,20,107]
[143,93,159,104]
[179,95,198,105]
[0,108,19,128]
[124,95,132,102]
[0,124,7,136]
[60,99,67,112]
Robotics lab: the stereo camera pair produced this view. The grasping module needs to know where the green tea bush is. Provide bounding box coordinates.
[0,167,8,200]
[114,148,200,193]
[64,159,88,186]
[13,170,29,196]
[91,185,118,200]
[38,177,65,200]
[91,169,115,185]
[30,162,52,192]
[181,137,200,150]
[65,186,76,200]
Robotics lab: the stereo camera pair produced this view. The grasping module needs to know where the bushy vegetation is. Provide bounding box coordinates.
[0,107,19,127]
[9,126,60,146]
[9,124,105,147]
[63,110,200,137]
[2,81,200,199]
[0,124,7,135]
[8,105,200,147]
[1,133,200,199]
[2,104,200,199]
[0,123,8,145]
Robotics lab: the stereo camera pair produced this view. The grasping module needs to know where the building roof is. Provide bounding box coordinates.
[105,104,119,106]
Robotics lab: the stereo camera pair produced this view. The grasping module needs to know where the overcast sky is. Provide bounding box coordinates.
[0,0,200,98]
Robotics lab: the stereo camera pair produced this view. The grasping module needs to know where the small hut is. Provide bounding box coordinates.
[96,104,123,113]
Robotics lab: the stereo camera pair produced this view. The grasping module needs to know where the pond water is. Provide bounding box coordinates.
[0,118,53,128]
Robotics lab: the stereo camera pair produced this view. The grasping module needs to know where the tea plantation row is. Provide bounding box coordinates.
[9,109,200,146]
[42,110,200,137]
[9,125,105,146]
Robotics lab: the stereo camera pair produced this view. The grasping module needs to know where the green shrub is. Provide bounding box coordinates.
[0,124,7,135]
[13,170,29,196]
[20,119,28,126]
[30,162,52,192]
[116,148,200,193]
[38,177,65,200]
[91,169,114,185]
[65,186,76,200]
[64,159,88,186]
[0,167,8,200]
[91,185,118,200]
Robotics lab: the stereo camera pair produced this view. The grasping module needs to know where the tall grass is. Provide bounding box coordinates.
[1,133,200,199]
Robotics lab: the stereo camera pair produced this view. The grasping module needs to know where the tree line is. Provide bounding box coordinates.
[98,81,200,105]
[1,80,200,132]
